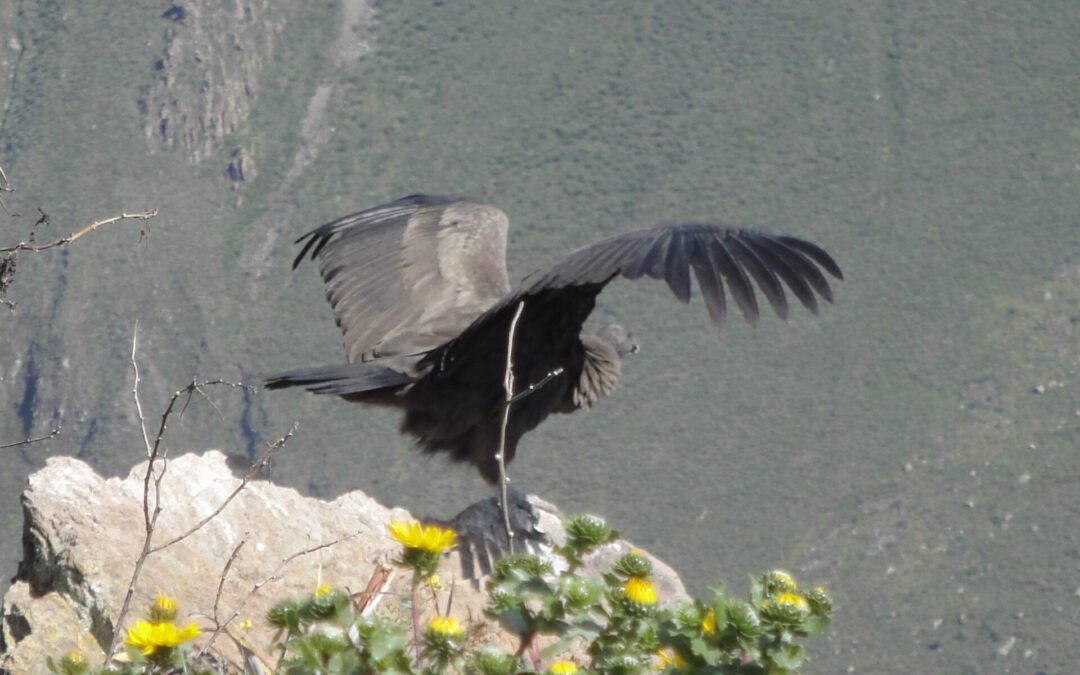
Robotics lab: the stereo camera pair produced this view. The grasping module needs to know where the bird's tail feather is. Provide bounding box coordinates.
[264,363,414,396]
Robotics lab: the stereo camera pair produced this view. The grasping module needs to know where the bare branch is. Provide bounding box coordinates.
[508,367,564,404]
[0,209,158,253]
[108,324,168,660]
[213,535,249,625]
[1,207,157,305]
[0,425,61,449]
[496,300,526,551]
[197,530,363,657]
[131,322,153,457]
[107,330,266,663]
[0,165,13,216]
[149,423,296,554]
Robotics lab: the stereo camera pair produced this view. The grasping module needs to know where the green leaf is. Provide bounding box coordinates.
[371,627,409,662]
[798,613,831,638]
[612,552,653,578]
[496,607,533,636]
[689,634,723,662]
[769,643,806,670]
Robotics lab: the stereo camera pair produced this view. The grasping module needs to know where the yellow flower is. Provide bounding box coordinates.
[776,592,809,612]
[125,620,201,656]
[238,619,253,631]
[549,661,578,674]
[429,616,463,636]
[655,647,687,670]
[315,584,335,597]
[149,595,178,622]
[60,651,88,672]
[767,570,797,592]
[427,574,444,590]
[154,595,176,614]
[701,607,716,634]
[388,520,457,553]
[805,585,833,614]
[624,577,658,605]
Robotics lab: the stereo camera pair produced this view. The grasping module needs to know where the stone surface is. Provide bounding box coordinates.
[1,451,687,672]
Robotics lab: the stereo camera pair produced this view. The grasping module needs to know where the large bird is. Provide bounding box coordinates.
[266,194,842,483]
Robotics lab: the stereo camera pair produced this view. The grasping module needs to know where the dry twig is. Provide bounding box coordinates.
[198,530,364,659]
[107,324,272,663]
[0,425,61,449]
[496,300,526,551]
[494,301,563,552]
[150,422,294,554]
[0,164,13,215]
[0,207,158,308]
[0,209,158,254]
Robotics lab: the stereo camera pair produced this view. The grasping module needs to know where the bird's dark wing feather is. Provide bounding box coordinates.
[265,362,416,396]
[515,223,842,328]
[291,194,512,363]
[426,224,842,375]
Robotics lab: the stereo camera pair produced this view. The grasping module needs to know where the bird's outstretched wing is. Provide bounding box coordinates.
[292,194,512,363]
[425,224,843,376]
[520,223,843,326]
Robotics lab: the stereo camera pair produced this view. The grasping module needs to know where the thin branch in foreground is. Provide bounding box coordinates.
[0,209,158,253]
[0,164,13,215]
[0,425,61,449]
[108,325,170,661]
[149,423,296,554]
[197,530,364,658]
[107,326,267,663]
[131,321,153,458]
[211,535,249,629]
[1,207,158,306]
[496,300,526,552]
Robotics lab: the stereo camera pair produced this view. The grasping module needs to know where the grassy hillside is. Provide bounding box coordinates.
[1,0,1078,671]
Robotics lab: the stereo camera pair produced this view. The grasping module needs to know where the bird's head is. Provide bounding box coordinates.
[598,323,640,357]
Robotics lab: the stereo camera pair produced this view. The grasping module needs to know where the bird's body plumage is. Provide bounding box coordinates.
[267,194,843,483]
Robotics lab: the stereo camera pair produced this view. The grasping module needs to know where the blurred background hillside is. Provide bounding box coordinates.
[1,1,1078,672]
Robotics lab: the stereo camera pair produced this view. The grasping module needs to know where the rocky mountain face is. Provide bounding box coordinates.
[145,1,276,163]
[0,451,686,671]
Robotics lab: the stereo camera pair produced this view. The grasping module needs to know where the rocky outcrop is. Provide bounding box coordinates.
[143,1,279,161]
[141,0,376,165]
[0,452,687,672]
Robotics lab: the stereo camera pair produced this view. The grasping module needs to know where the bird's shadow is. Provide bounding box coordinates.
[445,488,560,584]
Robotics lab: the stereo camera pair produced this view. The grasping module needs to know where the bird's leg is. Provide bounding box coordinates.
[497,300,526,552]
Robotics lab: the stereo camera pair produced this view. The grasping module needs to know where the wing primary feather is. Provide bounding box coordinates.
[646,230,673,279]
[586,236,643,282]
[725,236,789,319]
[663,230,692,302]
[691,245,727,328]
[741,237,818,312]
[708,234,760,325]
[293,235,319,268]
[762,238,834,306]
[613,235,657,281]
[626,227,665,278]
[776,236,844,280]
